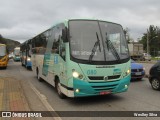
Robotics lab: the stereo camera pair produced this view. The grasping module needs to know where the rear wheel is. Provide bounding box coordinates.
[55,79,66,99]
[151,78,160,90]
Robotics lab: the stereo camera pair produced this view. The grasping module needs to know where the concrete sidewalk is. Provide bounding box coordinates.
[0,75,31,120]
[0,77,30,111]
[0,72,56,120]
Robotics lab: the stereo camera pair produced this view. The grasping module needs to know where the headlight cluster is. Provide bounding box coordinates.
[72,69,84,79]
[27,58,31,61]
[143,67,145,71]
[123,69,130,78]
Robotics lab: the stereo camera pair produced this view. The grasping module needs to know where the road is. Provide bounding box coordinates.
[2,60,160,120]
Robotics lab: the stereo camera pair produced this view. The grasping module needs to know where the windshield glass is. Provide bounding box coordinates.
[0,45,6,56]
[14,48,20,55]
[69,20,129,63]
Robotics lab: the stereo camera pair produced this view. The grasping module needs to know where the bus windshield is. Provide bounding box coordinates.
[14,48,20,55]
[0,46,6,56]
[69,20,129,63]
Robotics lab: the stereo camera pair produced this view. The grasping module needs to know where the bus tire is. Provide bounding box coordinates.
[36,68,43,82]
[55,79,66,99]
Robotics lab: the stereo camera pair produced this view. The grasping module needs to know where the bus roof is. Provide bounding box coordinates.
[27,19,122,42]
[0,44,6,46]
[51,19,121,28]
[14,47,20,49]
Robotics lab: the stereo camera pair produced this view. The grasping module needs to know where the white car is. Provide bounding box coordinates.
[9,52,14,59]
[143,53,151,61]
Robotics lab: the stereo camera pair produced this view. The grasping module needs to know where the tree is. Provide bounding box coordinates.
[124,27,133,43]
[0,34,2,38]
[0,34,6,44]
[139,25,160,56]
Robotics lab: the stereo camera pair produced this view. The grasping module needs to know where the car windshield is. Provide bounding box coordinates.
[0,45,6,56]
[69,20,129,63]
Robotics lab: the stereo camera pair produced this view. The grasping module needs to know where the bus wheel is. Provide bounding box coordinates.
[55,80,66,99]
[36,68,43,82]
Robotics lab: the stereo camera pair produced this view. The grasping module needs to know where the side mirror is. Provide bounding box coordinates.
[62,27,68,42]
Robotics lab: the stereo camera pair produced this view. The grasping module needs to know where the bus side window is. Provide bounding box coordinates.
[51,26,61,54]
[52,39,59,54]
[60,40,65,61]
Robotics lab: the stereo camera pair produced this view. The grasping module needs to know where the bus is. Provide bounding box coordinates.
[31,19,131,98]
[20,40,32,69]
[0,44,9,69]
[13,47,21,61]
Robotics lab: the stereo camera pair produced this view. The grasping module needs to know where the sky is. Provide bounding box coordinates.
[0,0,160,43]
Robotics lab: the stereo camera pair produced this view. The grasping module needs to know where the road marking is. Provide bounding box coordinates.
[0,93,3,111]
[0,78,4,89]
[29,82,62,120]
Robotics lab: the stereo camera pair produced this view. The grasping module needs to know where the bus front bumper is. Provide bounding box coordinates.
[26,61,32,67]
[0,61,7,68]
[73,75,131,97]
[14,57,20,61]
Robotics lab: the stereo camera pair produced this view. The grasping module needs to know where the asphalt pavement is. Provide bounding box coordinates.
[0,59,158,120]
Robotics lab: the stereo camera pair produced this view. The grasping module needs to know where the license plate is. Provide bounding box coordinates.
[100,91,111,95]
[135,72,142,75]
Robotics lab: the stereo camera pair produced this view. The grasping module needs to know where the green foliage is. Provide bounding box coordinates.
[124,27,133,43]
[139,25,160,56]
[0,34,20,53]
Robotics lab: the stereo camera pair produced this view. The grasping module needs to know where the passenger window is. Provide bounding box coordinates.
[50,24,66,61]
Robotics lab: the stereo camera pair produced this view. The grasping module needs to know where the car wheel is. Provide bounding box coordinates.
[55,79,66,99]
[151,78,160,90]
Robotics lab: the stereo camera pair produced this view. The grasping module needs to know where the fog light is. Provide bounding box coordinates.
[75,89,79,93]
[125,85,128,88]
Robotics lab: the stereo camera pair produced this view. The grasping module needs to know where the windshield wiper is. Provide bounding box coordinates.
[105,33,121,62]
[89,32,101,62]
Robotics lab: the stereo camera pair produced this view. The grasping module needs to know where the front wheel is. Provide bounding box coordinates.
[151,78,160,90]
[55,80,66,99]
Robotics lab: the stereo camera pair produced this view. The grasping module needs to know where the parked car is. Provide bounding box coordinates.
[149,61,160,90]
[131,59,145,80]
[143,53,151,61]
[9,52,14,59]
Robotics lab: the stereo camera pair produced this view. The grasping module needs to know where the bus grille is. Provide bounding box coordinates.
[91,84,118,92]
[131,69,143,72]
[88,75,120,81]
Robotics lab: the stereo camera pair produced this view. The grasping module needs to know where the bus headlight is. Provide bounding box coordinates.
[72,71,79,78]
[72,71,84,79]
[123,69,130,77]
[126,69,130,74]
[27,58,31,61]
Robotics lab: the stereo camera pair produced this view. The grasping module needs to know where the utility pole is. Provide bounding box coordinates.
[147,29,149,55]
